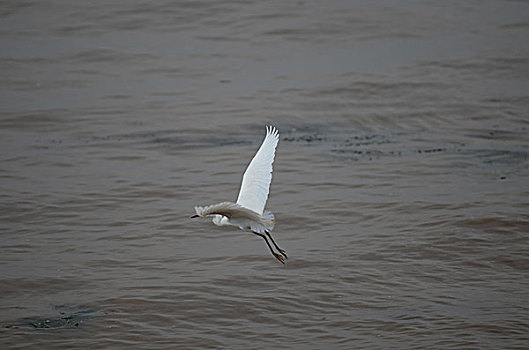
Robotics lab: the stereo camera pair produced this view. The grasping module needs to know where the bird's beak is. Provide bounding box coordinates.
[190,215,199,218]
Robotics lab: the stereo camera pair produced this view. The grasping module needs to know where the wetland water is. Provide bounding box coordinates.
[1,1,529,349]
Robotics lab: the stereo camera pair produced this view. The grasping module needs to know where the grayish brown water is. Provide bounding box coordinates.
[1,1,529,349]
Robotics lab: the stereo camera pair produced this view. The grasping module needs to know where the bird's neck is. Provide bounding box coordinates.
[212,215,230,226]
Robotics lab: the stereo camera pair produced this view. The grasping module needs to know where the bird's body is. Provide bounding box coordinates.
[195,202,274,232]
[191,126,287,263]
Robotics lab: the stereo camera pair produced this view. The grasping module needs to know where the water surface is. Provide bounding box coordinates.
[1,1,529,349]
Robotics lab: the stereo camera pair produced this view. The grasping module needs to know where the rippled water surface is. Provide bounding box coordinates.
[1,1,529,349]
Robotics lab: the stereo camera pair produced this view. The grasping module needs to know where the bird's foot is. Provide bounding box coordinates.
[278,248,288,259]
[273,253,285,264]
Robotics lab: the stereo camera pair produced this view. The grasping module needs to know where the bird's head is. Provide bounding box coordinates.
[191,206,205,218]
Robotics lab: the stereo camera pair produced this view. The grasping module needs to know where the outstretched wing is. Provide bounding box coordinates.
[195,202,261,221]
[194,201,275,231]
[236,126,279,214]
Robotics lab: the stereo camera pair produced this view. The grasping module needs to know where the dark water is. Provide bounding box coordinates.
[1,1,529,349]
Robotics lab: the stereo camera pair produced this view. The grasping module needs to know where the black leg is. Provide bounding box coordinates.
[265,230,288,259]
[253,232,284,264]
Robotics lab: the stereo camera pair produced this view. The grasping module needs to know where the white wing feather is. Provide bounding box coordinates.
[236,126,279,214]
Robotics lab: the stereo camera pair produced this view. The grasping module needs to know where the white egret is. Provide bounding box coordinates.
[191,126,287,263]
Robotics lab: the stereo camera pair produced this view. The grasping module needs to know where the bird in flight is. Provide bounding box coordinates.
[191,126,287,264]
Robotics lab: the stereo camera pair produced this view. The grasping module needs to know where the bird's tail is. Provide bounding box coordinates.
[262,210,275,231]
[249,210,275,234]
